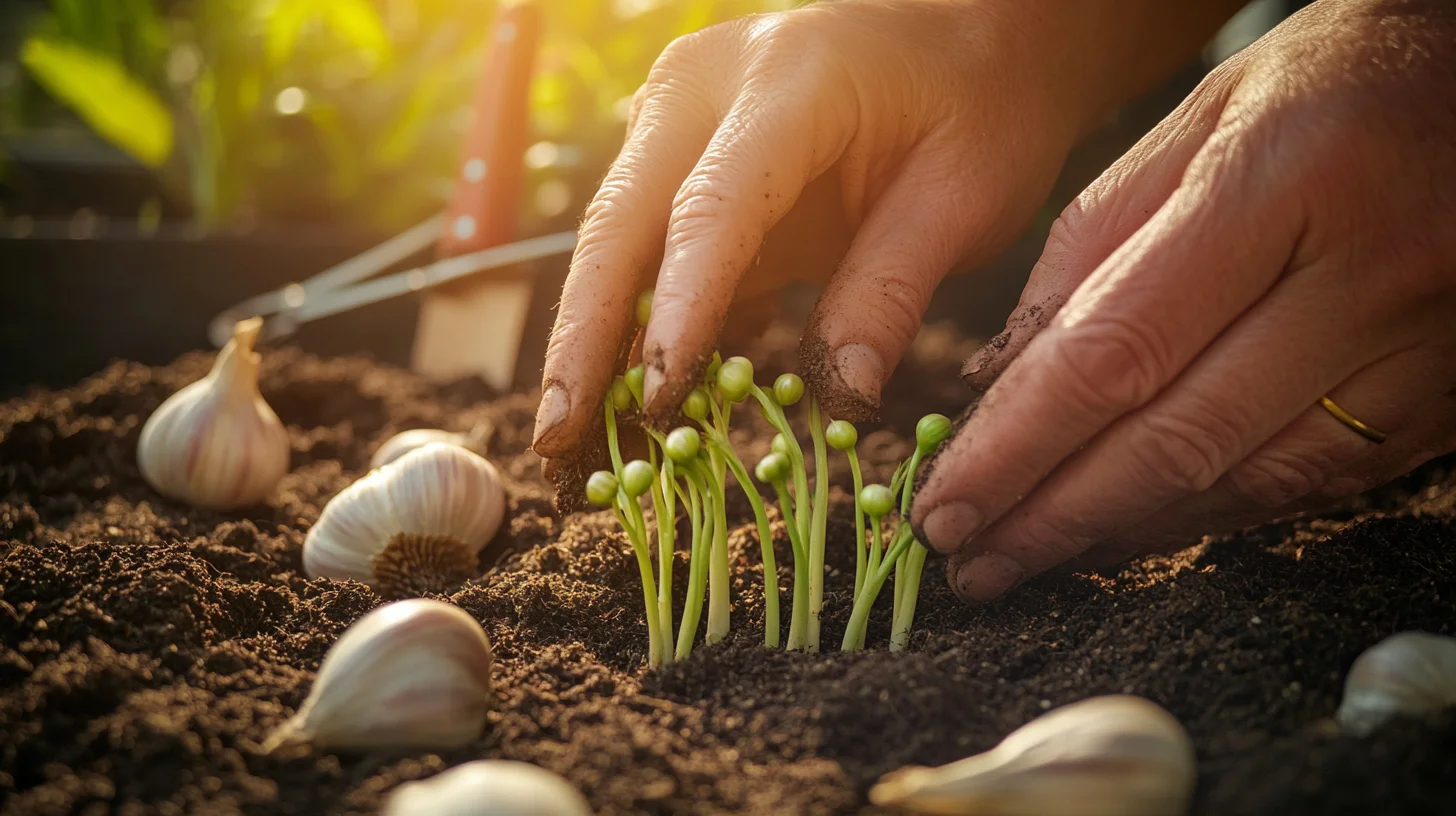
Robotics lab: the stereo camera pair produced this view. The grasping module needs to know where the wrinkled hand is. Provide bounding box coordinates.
[913,0,1456,602]
[531,0,1221,458]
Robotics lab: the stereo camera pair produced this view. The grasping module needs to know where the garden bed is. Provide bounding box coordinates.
[1,326,1454,815]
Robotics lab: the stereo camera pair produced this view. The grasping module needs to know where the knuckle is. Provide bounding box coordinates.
[1221,449,1329,507]
[1126,409,1236,495]
[669,179,728,231]
[1048,319,1172,416]
[578,185,634,238]
[653,26,719,73]
[865,274,931,348]
[1012,512,1097,564]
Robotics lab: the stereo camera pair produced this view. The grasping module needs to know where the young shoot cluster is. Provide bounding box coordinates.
[586,291,953,663]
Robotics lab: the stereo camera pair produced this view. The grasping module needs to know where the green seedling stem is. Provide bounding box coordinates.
[615,501,667,666]
[654,456,677,660]
[889,447,927,650]
[675,467,711,659]
[866,512,885,584]
[846,446,866,598]
[891,543,928,652]
[604,399,625,476]
[842,522,917,651]
[710,436,782,648]
[749,386,809,544]
[806,397,830,652]
[769,476,811,649]
[704,446,731,644]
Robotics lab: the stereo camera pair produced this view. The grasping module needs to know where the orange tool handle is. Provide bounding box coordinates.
[437,3,541,258]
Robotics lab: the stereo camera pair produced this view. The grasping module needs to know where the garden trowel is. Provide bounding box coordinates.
[208,2,575,392]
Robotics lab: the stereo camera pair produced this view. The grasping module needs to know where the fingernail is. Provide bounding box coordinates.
[922,502,984,554]
[532,385,569,451]
[953,553,1025,603]
[643,364,666,409]
[961,332,1008,382]
[831,343,884,404]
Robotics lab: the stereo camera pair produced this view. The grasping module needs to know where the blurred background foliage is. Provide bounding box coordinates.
[0,0,791,232]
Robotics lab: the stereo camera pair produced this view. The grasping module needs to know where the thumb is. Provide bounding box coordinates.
[802,142,1011,419]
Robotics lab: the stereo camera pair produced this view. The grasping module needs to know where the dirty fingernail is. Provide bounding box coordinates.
[532,385,570,452]
[922,502,983,554]
[953,553,1025,603]
[831,343,885,405]
[961,331,1008,383]
[642,364,666,409]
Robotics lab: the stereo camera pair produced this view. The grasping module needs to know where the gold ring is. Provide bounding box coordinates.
[1318,396,1387,444]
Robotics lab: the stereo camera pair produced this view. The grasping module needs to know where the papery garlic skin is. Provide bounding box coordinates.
[1336,631,1456,737]
[137,317,290,509]
[383,760,592,816]
[372,429,471,470]
[263,599,493,752]
[870,695,1195,816]
[304,442,506,593]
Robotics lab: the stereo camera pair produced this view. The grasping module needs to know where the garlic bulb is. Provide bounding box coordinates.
[304,442,506,597]
[383,760,592,816]
[1336,631,1456,737]
[262,598,493,752]
[370,420,493,470]
[870,695,1195,816]
[136,317,290,509]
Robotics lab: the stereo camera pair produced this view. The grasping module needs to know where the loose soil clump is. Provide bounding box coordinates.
[2,325,1453,815]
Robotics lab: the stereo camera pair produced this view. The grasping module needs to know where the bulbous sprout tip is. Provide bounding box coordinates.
[916,413,953,455]
[772,373,805,406]
[754,451,789,483]
[716,357,754,403]
[586,471,620,507]
[664,427,702,464]
[859,483,895,517]
[621,460,656,498]
[825,419,858,451]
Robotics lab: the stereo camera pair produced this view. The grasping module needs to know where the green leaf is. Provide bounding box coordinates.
[20,35,174,167]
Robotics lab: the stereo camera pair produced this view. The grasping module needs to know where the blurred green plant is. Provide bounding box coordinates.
[2,0,790,231]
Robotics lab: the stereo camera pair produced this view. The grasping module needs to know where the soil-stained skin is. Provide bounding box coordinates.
[1,327,1454,815]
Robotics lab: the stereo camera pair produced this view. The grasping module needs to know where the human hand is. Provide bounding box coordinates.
[912,0,1456,602]
[532,0,1236,459]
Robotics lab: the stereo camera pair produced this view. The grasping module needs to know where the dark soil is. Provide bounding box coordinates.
[2,324,1454,815]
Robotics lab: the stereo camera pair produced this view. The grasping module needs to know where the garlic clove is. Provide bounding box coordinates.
[869,695,1195,816]
[136,317,291,509]
[262,598,493,753]
[383,760,592,816]
[371,427,480,470]
[304,442,507,597]
[1336,631,1456,737]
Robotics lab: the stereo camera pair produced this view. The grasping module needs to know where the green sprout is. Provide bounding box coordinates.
[635,288,654,328]
[826,419,866,596]
[889,413,953,651]
[586,340,953,664]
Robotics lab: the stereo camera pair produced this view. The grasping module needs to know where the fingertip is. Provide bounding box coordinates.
[949,552,1025,603]
[639,345,708,428]
[531,380,586,459]
[798,332,879,421]
[961,330,1009,391]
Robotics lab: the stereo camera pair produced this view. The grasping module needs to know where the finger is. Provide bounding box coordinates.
[800,137,987,420]
[913,109,1303,557]
[534,49,724,456]
[1309,391,1456,503]
[1060,351,1456,571]
[940,261,1430,602]
[640,80,851,417]
[962,71,1238,391]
